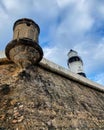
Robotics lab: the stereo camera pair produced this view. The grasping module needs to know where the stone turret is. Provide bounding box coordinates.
[13,18,40,43]
[67,49,86,77]
[5,18,43,69]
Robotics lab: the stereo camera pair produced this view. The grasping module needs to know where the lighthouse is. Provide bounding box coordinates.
[67,49,86,77]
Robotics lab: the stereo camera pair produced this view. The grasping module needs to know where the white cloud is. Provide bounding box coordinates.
[94,73,104,85]
[73,40,104,74]
[0,51,5,58]
[43,46,68,67]
[1,0,33,15]
[0,7,9,29]
[57,0,76,7]
[50,0,94,49]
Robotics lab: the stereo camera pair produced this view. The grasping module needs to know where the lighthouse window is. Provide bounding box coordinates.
[68,56,81,63]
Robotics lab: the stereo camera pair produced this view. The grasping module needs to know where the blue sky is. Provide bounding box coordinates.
[0,0,104,86]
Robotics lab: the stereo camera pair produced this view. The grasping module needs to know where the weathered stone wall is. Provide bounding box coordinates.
[0,62,104,130]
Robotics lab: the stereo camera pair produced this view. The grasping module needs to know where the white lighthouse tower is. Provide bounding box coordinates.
[67,49,86,77]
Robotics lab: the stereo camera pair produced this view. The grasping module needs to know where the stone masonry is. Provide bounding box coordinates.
[0,59,104,130]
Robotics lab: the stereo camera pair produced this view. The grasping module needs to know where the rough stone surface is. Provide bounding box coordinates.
[5,38,43,70]
[9,45,40,69]
[0,63,104,130]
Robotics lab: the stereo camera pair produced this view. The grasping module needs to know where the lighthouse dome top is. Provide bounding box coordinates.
[67,49,78,58]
